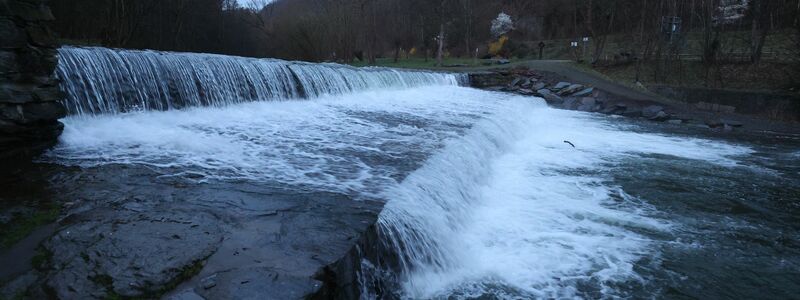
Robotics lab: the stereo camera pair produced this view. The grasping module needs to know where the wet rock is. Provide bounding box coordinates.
[43,206,224,299]
[721,119,743,127]
[576,97,596,112]
[531,82,546,90]
[510,77,522,87]
[558,84,584,96]
[518,88,534,95]
[201,274,218,289]
[538,89,563,104]
[552,82,571,91]
[485,86,504,92]
[706,119,725,128]
[572,87,594,97]
[642,105,664,119]
[0,84,34,103]
[0,101,65,123]
[622,107,642,117]
[169,289,206,300]
[648,111,670,121]
[562,98,578,110]
[601,103,627,114]
[667,119,683,125]
[520,78,532,88]
[580,97,596,107]
[197,267,320,300]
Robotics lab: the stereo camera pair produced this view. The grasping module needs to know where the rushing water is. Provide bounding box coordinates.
[56,47,465,116]
[41,48,800,299]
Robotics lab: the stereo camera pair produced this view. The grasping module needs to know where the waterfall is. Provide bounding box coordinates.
[55,47,467,116]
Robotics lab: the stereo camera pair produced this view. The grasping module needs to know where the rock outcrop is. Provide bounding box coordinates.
[0,0,64,158]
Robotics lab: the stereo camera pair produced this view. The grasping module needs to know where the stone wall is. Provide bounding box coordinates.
[0,0,64,158]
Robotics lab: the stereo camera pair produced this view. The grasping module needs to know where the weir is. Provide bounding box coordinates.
[56,47,467,116]
[4,46,777,300]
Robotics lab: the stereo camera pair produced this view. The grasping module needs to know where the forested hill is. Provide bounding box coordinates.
[51,0,799,64]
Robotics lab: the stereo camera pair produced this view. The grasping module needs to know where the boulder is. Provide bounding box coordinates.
[496,59,510,65]
[558,83,584,96]
[641,105,664,119]
[601,103,627,114]
[543,94,563,104]
[572,87,594,97]
[580,97,596,107]
[552,82,571,90]
[562,98,578,109]
[576,104,594,112]
[622,107,642,117]
[518,88,534,95]
[648,111,670,121]
[531,82,546,90]
[538,90,563,104]
[520,78,532,88]
[510,77,522,87]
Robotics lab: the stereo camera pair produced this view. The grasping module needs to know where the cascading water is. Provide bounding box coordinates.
[44,47,798,299]
[363,103,753,298]
[55,47,466,116]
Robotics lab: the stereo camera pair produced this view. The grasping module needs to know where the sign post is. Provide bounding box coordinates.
[582,37,589,62]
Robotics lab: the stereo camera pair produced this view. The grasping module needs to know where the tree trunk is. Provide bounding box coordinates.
[436,23,445,66]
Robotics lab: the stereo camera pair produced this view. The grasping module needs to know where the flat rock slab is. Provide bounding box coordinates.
[2,164,383,299]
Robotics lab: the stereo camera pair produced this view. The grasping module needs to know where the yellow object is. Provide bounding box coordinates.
[489,36,508,56]
[409,47,417,56]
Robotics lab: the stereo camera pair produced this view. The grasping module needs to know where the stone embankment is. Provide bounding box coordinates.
[470,69,769,131]
[0,0,65,159]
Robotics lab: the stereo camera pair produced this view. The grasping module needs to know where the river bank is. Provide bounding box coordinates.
[465,62,800,135]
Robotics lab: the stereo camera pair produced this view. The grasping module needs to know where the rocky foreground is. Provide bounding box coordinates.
[0,163,379,299]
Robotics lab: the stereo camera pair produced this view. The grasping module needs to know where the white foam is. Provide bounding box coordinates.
[377,98,753,298]
[47,86,502,197]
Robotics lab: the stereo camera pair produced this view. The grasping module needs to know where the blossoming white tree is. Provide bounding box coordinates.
[490,12,514,38]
